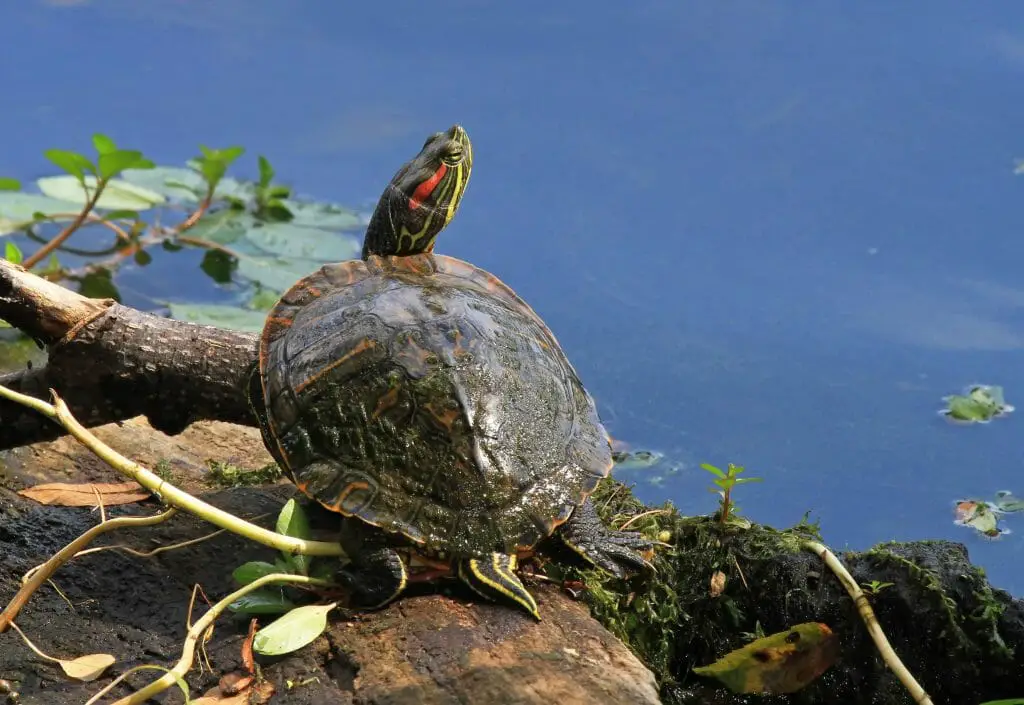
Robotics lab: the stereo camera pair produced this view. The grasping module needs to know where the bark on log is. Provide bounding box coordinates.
[0,420,661,704]
[1,259,259,449]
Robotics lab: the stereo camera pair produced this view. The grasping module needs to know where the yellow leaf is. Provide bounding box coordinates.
[59,653,115,681]
[692,622,839,694]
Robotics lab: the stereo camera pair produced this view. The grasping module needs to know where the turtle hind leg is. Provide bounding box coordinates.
[337,519,408,610]
[559,498,654,578]
[457,553,540,621]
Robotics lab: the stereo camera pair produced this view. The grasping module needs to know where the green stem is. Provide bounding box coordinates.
[0,384,345,561]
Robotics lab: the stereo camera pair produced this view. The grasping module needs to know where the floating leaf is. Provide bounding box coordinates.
[284,200,364,230]
[692,623,839,694]
[977,699,1024,705]
[612,448,664,471]
[941,384,1014,424]
[252,603,336,656]
[167,302,267,333]
[37,175,165,210]
[953,500,1011,538]
[244,221,360,262]
[59,653,116,681]
[277,498,312,575]
[233,561,280,586]
[228,589,296,615]
[992,490,1024,514]
[0,193,81,235]
[18,481,150,507]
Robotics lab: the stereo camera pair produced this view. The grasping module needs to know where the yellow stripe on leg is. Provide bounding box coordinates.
[458,553,540,620]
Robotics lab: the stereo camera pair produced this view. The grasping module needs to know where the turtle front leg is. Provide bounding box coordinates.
[558,498,654,577]
[457,553,541,621]
[337,518,408,610]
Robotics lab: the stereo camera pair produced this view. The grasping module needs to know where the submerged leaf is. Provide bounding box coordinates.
[692,622,839,694]
[252,603,336,656]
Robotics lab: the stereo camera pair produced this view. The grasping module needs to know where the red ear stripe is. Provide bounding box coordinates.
[408,163,448,211]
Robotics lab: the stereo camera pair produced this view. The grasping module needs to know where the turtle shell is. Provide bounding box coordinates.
[257,253,612,557]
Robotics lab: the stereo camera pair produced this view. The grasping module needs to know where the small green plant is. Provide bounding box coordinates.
[228,498,335,616]
[700,462,762,526]
[861,579,894,597]
[206,460,282,488]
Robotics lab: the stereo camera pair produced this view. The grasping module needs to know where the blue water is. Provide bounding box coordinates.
[3,1,1023,594]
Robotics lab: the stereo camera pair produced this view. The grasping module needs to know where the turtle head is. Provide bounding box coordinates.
[361,124,473,259]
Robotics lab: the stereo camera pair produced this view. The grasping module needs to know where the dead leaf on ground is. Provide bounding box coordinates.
[710,570,727,597]
[692,622,839,694]
[59,653,116,681]
[18,481,150,507]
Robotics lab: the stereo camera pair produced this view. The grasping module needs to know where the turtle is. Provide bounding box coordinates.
[249,124,653,620]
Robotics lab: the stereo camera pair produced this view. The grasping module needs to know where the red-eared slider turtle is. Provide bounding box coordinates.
[250,125,652,619]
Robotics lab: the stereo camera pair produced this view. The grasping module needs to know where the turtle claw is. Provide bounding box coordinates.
[336,546,408,610]
[559,499,655,577]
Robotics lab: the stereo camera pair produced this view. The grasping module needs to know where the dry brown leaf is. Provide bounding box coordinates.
[59,653,116,681]
[193,685,250,704]
[18,481,150,507]
[710,570,727,598]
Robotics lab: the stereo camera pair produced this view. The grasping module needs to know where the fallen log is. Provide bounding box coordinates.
[1,258,1023,705]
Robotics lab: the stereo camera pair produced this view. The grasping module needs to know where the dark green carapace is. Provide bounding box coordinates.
[251,125,652,619]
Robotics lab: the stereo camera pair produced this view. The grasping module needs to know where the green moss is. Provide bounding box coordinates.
[206,460,283,488]
[554,478,821,695]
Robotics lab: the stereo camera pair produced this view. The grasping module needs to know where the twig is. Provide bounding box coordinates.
[93,573,333,705]
[0,509,178,632]
[0,383,344,560]
[35,212,132,244]
[171,192,213,235]
[804,540,933,705]
[23,182,108,268]
[617,508,669,531]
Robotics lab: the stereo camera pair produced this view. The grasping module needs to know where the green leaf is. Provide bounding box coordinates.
[252,602,336,656]
[0,177,21,191]
[194,145,246,189]
[37,175,166,210]
[977,700,1024,705]
[266,185,291,199]
[4,241,23,264]
[258,155,274,189]
[701,463,727,479]
[228,588,296,615]
[233,561,281,585]
[133,249,152,266]
[43,149,95,181]
[277,498,312,575]
[166,302,267,333]
[98,149,155,180]
[0,193,82,235]
[92,133,117,155]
